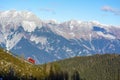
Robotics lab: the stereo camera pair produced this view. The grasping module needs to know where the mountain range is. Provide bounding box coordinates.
[0,10,120,64]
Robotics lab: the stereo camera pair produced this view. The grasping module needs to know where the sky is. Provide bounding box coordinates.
[0,0,120,26]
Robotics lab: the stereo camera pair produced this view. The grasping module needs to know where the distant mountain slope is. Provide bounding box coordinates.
[0,10,120,64]
[54,54,120,80]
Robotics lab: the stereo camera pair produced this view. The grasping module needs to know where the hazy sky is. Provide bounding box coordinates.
[0,0,120,26]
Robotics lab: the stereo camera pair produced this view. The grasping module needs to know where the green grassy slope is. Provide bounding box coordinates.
[0,48,45,79]
[0,48,68,80]
[54,54,120,80]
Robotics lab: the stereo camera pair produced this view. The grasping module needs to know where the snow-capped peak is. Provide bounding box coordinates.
[0,10,36,18]
[90,21,100,25]
[0,10,43,32]
[49,20,120,39]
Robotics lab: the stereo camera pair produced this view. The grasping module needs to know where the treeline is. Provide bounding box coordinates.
[46,70,84,80]
[43,64,85,80]
[55,54,120,80]
[0,64,84,80]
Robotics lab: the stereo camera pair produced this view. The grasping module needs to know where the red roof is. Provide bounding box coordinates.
[27,57,35,64]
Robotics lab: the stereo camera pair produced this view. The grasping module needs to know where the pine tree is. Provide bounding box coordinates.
[72,71,80,80]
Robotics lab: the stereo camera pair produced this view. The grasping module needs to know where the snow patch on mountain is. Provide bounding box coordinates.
[30,35,47,45]
[0,33,4,43]
[97,31,116,39]
[83,44,92,50]
[70,25,74,30]
[69,32,75,37]
[6,33,23,51]
[22,21,36,32]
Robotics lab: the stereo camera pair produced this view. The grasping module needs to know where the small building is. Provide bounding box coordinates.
[27,57,35,64]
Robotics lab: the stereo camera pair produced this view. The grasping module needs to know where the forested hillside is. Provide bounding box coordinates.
[54,54,120,80]
[0,47,120,80]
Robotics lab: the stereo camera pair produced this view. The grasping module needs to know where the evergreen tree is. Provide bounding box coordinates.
[72,71,81,80]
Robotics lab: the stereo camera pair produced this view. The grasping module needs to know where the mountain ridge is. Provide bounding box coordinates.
[0,10,120,64]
